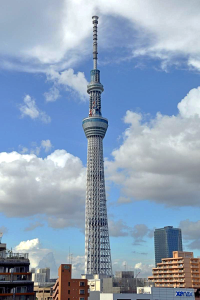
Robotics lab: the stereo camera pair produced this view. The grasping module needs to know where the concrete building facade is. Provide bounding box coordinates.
[34,284,53,300]
[149,251,200,289]
[102,271,153,294]
[53,264,89,300]
[154,226,183,266]
[0,242,35,300]
[84,271,153,294]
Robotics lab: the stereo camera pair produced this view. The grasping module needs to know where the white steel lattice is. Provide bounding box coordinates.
[85,136,112,275]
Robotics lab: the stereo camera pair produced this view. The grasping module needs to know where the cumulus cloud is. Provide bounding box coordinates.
[15,238,39,251]
[0,1,200,72]
[106,86,200,207]
[19,95,51,123]
[0,149,86,228]
[178,87,200,118]
[38,252,58,278]
[14,238,52,268]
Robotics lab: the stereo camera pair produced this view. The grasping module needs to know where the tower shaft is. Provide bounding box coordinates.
[82,16,112,276]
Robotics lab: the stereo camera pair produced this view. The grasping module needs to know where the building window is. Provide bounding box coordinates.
[80,298,85,300]
[80,290,85,295]
[68,290,70,294]
[80,282,85,287]
[68,282,70,286]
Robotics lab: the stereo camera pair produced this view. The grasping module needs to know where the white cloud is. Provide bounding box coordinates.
[24,140,53,156]
[41,140,53,152]
[134,262,154,278]
[19,146,29,154]
[15,238,39,251]
[71,255,85,278]
[14,238,52,268]
[46,69,88,101]
[19,95,51,123]
[0,149,86,228]
[178,87,200,118]
[106,86,200,207]
[44,86,60,102]
[1,1,200,71]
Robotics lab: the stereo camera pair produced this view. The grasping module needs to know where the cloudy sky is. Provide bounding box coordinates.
[1,0,200,278]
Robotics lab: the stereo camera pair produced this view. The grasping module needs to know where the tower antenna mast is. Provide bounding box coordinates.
[92,16,98,70]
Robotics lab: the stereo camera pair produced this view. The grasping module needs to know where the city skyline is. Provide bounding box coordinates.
[0,1,200,279]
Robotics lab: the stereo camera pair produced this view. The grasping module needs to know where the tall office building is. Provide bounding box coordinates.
[154,226,183,266]
[82,16,112,276]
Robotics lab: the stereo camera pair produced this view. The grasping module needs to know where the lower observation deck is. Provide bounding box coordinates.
[82,117,108,138]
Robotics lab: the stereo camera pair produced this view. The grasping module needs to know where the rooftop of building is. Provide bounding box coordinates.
[155,226,181,231]
[0,242,29,261]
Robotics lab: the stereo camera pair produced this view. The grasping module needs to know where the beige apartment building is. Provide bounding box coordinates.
[149,251,200,289]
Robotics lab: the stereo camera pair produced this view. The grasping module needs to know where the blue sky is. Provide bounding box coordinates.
[1,0,200,278]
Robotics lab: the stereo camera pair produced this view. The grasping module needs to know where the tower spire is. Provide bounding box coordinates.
[92,16,98,70]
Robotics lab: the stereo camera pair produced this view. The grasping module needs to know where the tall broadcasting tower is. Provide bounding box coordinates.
[82,16,112,276]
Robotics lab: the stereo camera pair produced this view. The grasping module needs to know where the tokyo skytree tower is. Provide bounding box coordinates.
[82,16,112,276]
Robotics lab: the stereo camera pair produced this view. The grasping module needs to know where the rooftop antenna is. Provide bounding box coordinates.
[92,16,99,70]
[0,233,3,244]
[124,261,127,271]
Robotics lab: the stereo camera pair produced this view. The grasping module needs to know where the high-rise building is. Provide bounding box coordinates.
[82,16,112,276]
[0,241,35,299]
[32,267,51,285]
[149,251,200,289]
[154,226,183,266]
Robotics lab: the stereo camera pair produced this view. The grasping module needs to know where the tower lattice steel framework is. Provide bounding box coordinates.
[82,16,112,276]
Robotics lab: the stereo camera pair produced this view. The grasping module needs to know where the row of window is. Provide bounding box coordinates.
[0,286,27,293]
[0,267,26,273]
[67,282,85,287]
[67,290,85,295]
